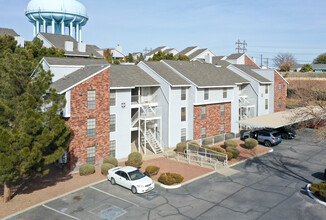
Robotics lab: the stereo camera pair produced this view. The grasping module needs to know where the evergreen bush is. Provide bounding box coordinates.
[226,147,240,159]
[224,140,238,148]
[145,166,160,177]
[101,163,115,175]
[244,138,258,149]
[103,156,118,167]
[79,164,95,176]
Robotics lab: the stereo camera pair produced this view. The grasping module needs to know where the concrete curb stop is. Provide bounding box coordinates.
[306,184,326,207]
[160,184,182,189]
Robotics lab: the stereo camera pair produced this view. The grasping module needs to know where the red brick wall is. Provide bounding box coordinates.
[244,54,259,67]
[66,68,110,170]
[193,102,231,140]
[274,71,287,112]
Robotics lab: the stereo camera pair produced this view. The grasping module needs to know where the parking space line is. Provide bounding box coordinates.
[89,186,140,207]
[42,205,80,220]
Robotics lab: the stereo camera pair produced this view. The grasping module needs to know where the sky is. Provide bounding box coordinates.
[1,0,326,66]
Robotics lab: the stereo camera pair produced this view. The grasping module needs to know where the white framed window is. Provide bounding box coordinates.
[265,99,269,110]
[181,128,186,142]
[87,90,96,109]
[181,107,186,122]
[202,106,206,120]
[220,124,225,134]
[110,114,116,132]
[86,146,96,164]
[110,90,116,106]
[181,88,186,100]
[87,118,96,137]
[110,140,116,157]
[265,85,268,94]
[220,104,225,117]
[204,88,209,100]
[279,83,282,94]
[201,127,206,139]
[223,88,227,98]
[278,98,282,109]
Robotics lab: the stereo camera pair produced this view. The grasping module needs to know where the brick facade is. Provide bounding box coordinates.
[193,102,231,140]
[244,54,259,67]
[65,68,110,170]
[274,71,287,112]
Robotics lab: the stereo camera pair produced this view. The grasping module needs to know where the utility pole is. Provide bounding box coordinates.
[143,47,152,55]
[242,40,247,54]
[265,58,269,69]
[260,54,263,68]
[235,39,242,54]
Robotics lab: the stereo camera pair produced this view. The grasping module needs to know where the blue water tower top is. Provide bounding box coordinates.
[26,0,88,18]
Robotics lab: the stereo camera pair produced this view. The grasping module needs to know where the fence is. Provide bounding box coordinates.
[195,132,236,147]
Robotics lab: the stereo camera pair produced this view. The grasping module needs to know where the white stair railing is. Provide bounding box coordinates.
[131,112,139,127]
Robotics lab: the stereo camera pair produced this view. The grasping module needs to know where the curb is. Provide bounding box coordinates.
[2,178,108,220]
[229,148,274,168]
[159,184,182,189]
[306,184,326,206]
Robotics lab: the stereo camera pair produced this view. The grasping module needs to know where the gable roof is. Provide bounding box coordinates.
[188,48,207,60]
[164,48,175,54]
[227,53,244,60]
[51,65,109,93]
[213,59,231,67]
[0,28,19,37]
[233,64,271,83]
[145,46,167,56]
[177,46,198,56]
[213,56,226,60]
[144,61,190,86]
[43,57,108,66]
[110,65,160,88]
[38,33,103,58]
[163,60,249,87]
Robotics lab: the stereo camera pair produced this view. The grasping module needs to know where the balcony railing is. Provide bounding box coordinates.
[131,94,158,105]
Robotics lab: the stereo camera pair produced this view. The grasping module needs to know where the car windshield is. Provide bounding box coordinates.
[128,170,146,181]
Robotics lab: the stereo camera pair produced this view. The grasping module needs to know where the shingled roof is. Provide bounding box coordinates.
[51,65,109,93]
[227,53,244,60]
[43,57,108,66]
[233,64,271,83]
[163,60,249,87]
[144,61,190,86]
[0,28,19,36]
[39,33,103,58]
[177,46,198,56]
[145,46,167,56]
[188,49,207,60]
[110,65,160,88]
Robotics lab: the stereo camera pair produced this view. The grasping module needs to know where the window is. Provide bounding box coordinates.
[110,114,116,132]
[201,127,206,139]
[223,88,227,98]
[181,107,186,121]
[87,90,96,109]
[204,88,209,100]
[86,146,95,164]
[87,118,96,137]
[181,88,186,100]
[265,85,268,94]
[181,128,186,142]
[279,83,282,94]
[220,124,225,134]
[220,104,225,117]
[265,99,268,110]
[110,140,116,157]
[110,90,116,106]
[202,106,206,120]
[278,98,282,109]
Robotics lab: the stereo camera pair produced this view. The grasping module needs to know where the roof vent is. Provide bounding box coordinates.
[65,41,74,52]
[205,53,212,64]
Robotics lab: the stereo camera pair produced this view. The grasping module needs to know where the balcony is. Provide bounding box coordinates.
[131,94,158,106]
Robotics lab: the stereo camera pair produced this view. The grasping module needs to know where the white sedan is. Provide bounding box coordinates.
[107,166,155,194]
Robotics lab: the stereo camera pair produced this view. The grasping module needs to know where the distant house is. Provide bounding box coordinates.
[312,64,326,72]
[145,46,179,60]
[99,45,126,61]
[0,27,24,47]
[176,46,216,61]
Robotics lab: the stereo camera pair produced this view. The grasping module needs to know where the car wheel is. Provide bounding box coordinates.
[284,134,289,139]
[265,141,272,147]
[131,186,137,194]
[111,178,116,185]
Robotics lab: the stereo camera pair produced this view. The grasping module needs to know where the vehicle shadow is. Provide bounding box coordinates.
[311,172,326,181]
[0,164,73,200]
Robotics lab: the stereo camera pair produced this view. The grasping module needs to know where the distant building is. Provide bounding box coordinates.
[0,28,24,47]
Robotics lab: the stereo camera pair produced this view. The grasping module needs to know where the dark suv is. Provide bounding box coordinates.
[242,129,282,147]
[276,127,296,139]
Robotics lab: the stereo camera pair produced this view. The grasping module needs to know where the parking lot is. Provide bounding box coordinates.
[9,129,326,220]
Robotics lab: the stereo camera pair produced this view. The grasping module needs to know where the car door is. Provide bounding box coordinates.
[258,131,266,143]
[114,171,123,185]
[119,171,131,189]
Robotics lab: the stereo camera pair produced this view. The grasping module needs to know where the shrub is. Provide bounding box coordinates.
[103,156,118,167]
[202,145,225,154]
[125,159,143,168]
[176,142,187,153]
[214,134,224,143]
[158,172,184,185]
[202,137,213,145]
[128,152,142,162]
[226,146,240,159]
[225,152,233,161]
[145,166,160,177]
[224,140,237,148]
[79,163,95,176]
[225,133,235,140]
[244,138,258,149]
[101,163,115,175]
[310,182,326,202]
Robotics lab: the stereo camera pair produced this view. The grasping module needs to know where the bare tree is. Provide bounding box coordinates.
[274,53,297,72]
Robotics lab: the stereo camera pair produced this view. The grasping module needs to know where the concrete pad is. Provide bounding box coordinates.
[216,167,240,176]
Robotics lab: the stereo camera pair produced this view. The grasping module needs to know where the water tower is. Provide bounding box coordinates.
[25,0,88,42]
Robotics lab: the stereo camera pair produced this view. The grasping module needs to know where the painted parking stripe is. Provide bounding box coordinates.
[89,186,140,207]
[42,204,80,220]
